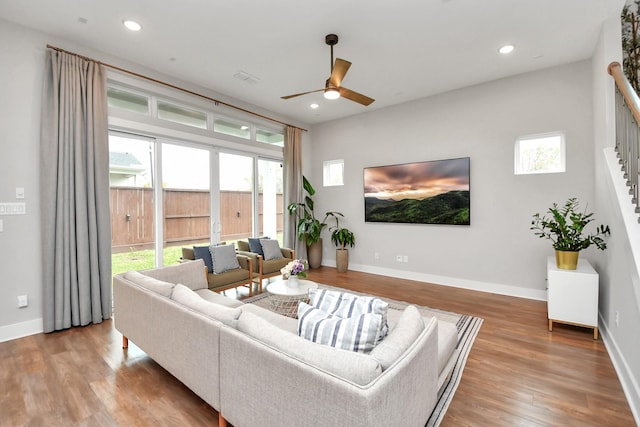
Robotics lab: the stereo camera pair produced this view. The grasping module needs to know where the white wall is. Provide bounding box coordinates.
[310,60,596,300]
[593,10,640,422]
[0,20,47,339]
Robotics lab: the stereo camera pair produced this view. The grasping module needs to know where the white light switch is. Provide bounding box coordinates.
[16,188,25,199]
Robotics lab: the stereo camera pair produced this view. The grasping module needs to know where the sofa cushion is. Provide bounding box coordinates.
[124,270,176,297]
[297,302,382,353]
[141,259,208,291]
[369,305,425,370]
[193,245,214,273]
[309,289,389,342]
[240,303,298,333]
[237,311,382,386]
[195,289,244,308]
[209,244,240,274]
[260,239,284,260]
[171,284,241,327]
[248,237,265,257]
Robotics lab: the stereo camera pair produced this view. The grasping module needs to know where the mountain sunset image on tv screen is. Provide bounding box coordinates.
[363,157,470,225]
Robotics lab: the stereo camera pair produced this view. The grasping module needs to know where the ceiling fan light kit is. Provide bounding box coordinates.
[324,87,340,100]
[281,34,374,106]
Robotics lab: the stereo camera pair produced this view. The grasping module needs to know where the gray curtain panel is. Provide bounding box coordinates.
[283,126,304,258]
[40,50,112,332]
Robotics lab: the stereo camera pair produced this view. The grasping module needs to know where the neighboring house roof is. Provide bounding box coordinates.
[109,152,145,176]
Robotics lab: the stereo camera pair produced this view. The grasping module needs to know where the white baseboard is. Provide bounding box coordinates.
[599,315,640,426]
[322,260,548,301]
[0,318,43,343]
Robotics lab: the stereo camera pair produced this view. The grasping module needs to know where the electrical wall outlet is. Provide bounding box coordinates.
[396,255,402,262]
[18,295,28,308]
[615,311,620,327]
[374,252,380,260]
[403,255,409,263]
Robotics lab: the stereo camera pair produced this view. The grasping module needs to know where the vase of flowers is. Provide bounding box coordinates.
[281,259,308,288]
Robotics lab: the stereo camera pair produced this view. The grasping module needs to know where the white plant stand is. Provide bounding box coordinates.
[547,256,599,340]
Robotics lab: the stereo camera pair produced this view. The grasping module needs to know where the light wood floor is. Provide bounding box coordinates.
[0,267,635,426]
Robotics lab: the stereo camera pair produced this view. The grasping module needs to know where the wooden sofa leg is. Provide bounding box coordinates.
[218,412,228,427]
[122,336,129,349]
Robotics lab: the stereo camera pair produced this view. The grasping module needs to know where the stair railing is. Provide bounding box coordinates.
[608,61,640,222]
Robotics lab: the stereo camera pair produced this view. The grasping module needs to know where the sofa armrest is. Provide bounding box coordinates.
[280,248,295,259]
[237,250,261,273]
[236,254,252,271]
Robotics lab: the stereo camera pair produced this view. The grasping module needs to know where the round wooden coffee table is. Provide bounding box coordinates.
[266,279,318,318]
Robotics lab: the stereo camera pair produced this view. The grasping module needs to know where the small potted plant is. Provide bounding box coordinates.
[327,212,355,273]
[287,176,341,268]
[530,197,610,270]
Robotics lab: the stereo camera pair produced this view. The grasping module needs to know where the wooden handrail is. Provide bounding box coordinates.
[608,61,640,124]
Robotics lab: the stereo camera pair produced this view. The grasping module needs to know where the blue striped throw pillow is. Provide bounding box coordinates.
[309,289,389,342]
[297,302,382,353]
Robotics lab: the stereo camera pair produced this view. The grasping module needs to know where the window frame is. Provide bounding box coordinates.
[514,131,566,175]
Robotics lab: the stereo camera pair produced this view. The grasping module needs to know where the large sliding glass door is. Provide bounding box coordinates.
[109,132,283,274]
[258,159,283,244]
[161,142,211,266]
[109,133,157,275]
[219,152,254,245]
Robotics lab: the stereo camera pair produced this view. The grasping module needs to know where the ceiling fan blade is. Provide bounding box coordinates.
[281,88,324,100]
[329,58,351,88]
[339,87,375,106]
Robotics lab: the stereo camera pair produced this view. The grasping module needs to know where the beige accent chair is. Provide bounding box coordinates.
[236,240,295,293]
[181,247,259,296]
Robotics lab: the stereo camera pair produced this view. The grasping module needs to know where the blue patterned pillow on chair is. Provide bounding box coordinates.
[193,246,213,273]
[248,237,265,256]
[260,239,284,260]
[209,244,241,274]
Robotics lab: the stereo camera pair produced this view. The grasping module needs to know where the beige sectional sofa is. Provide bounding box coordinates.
[113,260,458,427]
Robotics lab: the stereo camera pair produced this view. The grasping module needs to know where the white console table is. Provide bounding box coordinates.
[547,256,599,340]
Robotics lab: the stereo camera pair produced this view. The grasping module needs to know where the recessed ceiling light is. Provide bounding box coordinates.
[499,44,515,55]
[123,20,142,31]
[310,103,319,109]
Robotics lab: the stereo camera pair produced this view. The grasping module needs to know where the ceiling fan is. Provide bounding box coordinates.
[281,34,375,106]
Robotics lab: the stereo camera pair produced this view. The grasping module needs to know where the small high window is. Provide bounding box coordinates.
[157,100,207,129]
[515,132,565,175]
[107,87,149,115]
[256,128,284,147]
[323,159,344,186]
[214,118,251,139]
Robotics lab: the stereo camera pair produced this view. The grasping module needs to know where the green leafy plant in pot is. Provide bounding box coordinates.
[530,197,610,270]
[327,212,355,273]
[287,176,341,268]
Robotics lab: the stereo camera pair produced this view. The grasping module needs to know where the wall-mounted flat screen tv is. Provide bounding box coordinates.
[364,157,470,225]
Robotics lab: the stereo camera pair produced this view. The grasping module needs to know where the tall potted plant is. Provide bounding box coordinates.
[327,212,355,272]
[530,198,610,270]
[288,176,341,268]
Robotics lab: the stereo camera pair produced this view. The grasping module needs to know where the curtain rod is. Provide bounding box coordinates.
[46,44,307,132]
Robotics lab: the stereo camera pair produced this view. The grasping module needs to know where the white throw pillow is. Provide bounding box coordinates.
[171,283,241,327]
[260,239,284,260]
[209,244,240,274]
[297,302,382,353]
[309,288,389,342]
